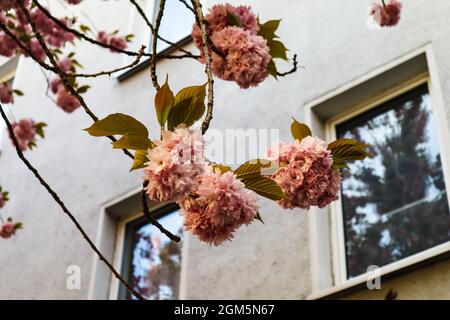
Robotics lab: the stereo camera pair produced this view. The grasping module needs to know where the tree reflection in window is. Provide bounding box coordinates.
[125,206,183,300]
[337,84,450,278]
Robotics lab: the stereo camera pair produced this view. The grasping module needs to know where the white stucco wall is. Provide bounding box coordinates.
[1,0,450,299]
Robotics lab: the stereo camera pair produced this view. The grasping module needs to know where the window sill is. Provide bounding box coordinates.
[117,35,193,82]
[307,240,450,300]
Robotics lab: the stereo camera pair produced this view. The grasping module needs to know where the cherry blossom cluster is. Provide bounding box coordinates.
[8,118,46,152]
[0,187,22,240]
[370,0,402,27]
[144,127,259,246]
[192,3,271,89]
[50,57,81,113]
[97,31,129,52]
[0,217,22,239]
[265,136,341,210]
[0,82,14,104]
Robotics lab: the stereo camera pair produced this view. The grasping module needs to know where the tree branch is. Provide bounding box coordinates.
[277,54,299,77]
[142,181,181,242]
[19,2,135,159]
[129,0,196,57]
[150,0,166,90]
[0,103,145,301]
[32,0,196,60]
[191,0,215,134]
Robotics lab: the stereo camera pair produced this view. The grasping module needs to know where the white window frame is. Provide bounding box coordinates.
[109,203,184,300]
[326,73,450,284]
[305,45,450,299]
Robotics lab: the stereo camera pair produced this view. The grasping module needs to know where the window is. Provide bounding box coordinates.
[334,83,450,278]
[117,203,183,300]
[152,0,194,52]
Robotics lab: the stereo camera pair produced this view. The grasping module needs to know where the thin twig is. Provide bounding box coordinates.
[142,182,181,242]
[33,0,195,60]
[150,0,166,90]
[0,103,145,301]
[178,0,196,14]
[276,54,299,77]
[66,46,146,78]
[129,0,195,56]
[191,0,215,134]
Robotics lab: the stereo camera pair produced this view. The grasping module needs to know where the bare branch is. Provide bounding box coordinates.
[32,0,196,60]
[190,0,215,134]
[67,46,146,78]
[142,181,181,242]
[150,0,166,90]
[277,54,299,77]
[0,103,145,301]
[129,0,195,56]
[18,2,135,159]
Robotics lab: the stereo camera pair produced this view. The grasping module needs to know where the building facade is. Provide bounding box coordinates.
[1,0,450,299]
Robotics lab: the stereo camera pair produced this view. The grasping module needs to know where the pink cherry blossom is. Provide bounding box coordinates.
[370,0,402,27]
[179,168,259,246]
[57,56,73,72]
[0,33,18,57]
[56,87,81,113]
[0,82,14,104]
[50,77,63,94]
[0,219,22,239]
[0,0,28,12]
[9,118,36,152]
[192,3,258,51]
[265,136,341,210]
[96,31,128,52]
[144,127,206,202]
[210,27,270,89]
[66,0,83,5]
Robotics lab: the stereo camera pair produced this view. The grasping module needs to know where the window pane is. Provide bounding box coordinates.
[126,208,183,300]
[155,0,194,51]
[337,84,450,278]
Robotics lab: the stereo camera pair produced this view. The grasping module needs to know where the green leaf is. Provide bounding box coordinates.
[255,212,265,224]
[328,139,369,169]
[267,59,278,79]
[130,150,149,171]
[34,122,47,138]
[77,85,91,94]
[211,163,232,174]
[258,19,281,41]
[241,176,285,201]
[80,24,91,33]
[112,133,153,150]
[227,11,242,27]
[155,77,175,127]
[84,113,148,138]
[269,40,288,61]
[13,89,24,96]
[234,159,275,180]
[168,84,206,130]
[291,118,311,141]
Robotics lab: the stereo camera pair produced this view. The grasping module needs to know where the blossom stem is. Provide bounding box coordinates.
[191,0,215,135]
[0,103,146,301]
[382,0,386,7]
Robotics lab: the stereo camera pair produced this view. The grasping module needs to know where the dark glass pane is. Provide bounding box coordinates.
[128,209,183,300]
[337,84,450,278]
